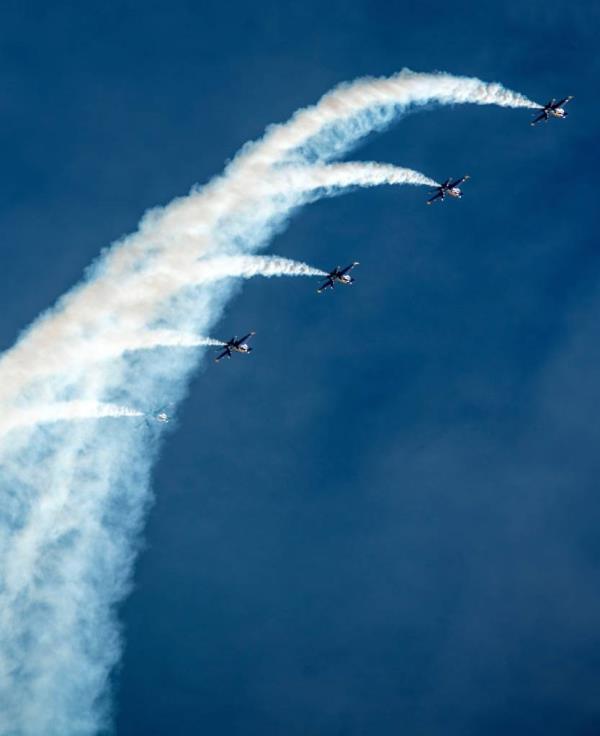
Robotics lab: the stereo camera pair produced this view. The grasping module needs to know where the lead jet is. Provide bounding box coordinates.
[317,262,359,293]
[531,96,574,126]
[215,332,255,362]
[426,176,470,205]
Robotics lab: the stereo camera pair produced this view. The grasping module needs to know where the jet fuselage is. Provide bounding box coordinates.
[550,107,567,118]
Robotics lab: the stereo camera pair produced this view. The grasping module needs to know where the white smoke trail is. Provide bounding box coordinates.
[269,161,439,193]
[0,401,143,438]
[225,68,540,173]
[188,254,327,281]
[104,330,225,354]
[0,70,537,735]
[0,255,323,398]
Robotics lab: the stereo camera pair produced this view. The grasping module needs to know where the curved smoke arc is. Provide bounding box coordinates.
[0,70,539,735]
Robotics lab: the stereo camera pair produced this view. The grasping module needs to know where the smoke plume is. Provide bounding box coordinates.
[0,70,538,735]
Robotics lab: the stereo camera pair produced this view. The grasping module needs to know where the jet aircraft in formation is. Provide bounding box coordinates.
[426,176,470,205]
[215,265,360,365]
[212,93,574,370]
[531,96,574,126]
[146,409,170,426]
[215,333,255,363]
[317,263,360,293]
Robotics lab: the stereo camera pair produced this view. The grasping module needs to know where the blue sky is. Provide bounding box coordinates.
[1,1,599,734]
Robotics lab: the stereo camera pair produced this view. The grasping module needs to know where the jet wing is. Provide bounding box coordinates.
[339,262,358,276]
[556,95,573,107]
[426,191,443,205]
[449,176,469,188]
[530,111,547,126]
[238,332,255,344]
[317,278,334,293]
[215,348,231,362]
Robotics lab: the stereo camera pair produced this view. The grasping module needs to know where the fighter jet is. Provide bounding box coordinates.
[531,97,574,126]
[215,332,255,362]
[317,263,359,293]
[426,176,470,205]
[144,408,171,428]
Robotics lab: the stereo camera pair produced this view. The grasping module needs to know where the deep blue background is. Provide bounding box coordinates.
[1,2,599,734]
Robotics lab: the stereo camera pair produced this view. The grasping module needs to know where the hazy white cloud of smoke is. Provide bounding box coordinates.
[0,70,538,735]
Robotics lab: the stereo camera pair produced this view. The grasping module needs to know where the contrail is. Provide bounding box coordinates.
[0,254,324,397]
[259,161,439,195]
[0,401,144,438]
[104,330,226,354]
[187,254,327,281]
[225,68,540,173]
[0,70,537,735]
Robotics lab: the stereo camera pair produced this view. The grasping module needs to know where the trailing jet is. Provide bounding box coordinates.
[215,332,255,362]
[531,96,574,126]
[426,176,470,205]
[144,408,171,428]
[317,262,359,293]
